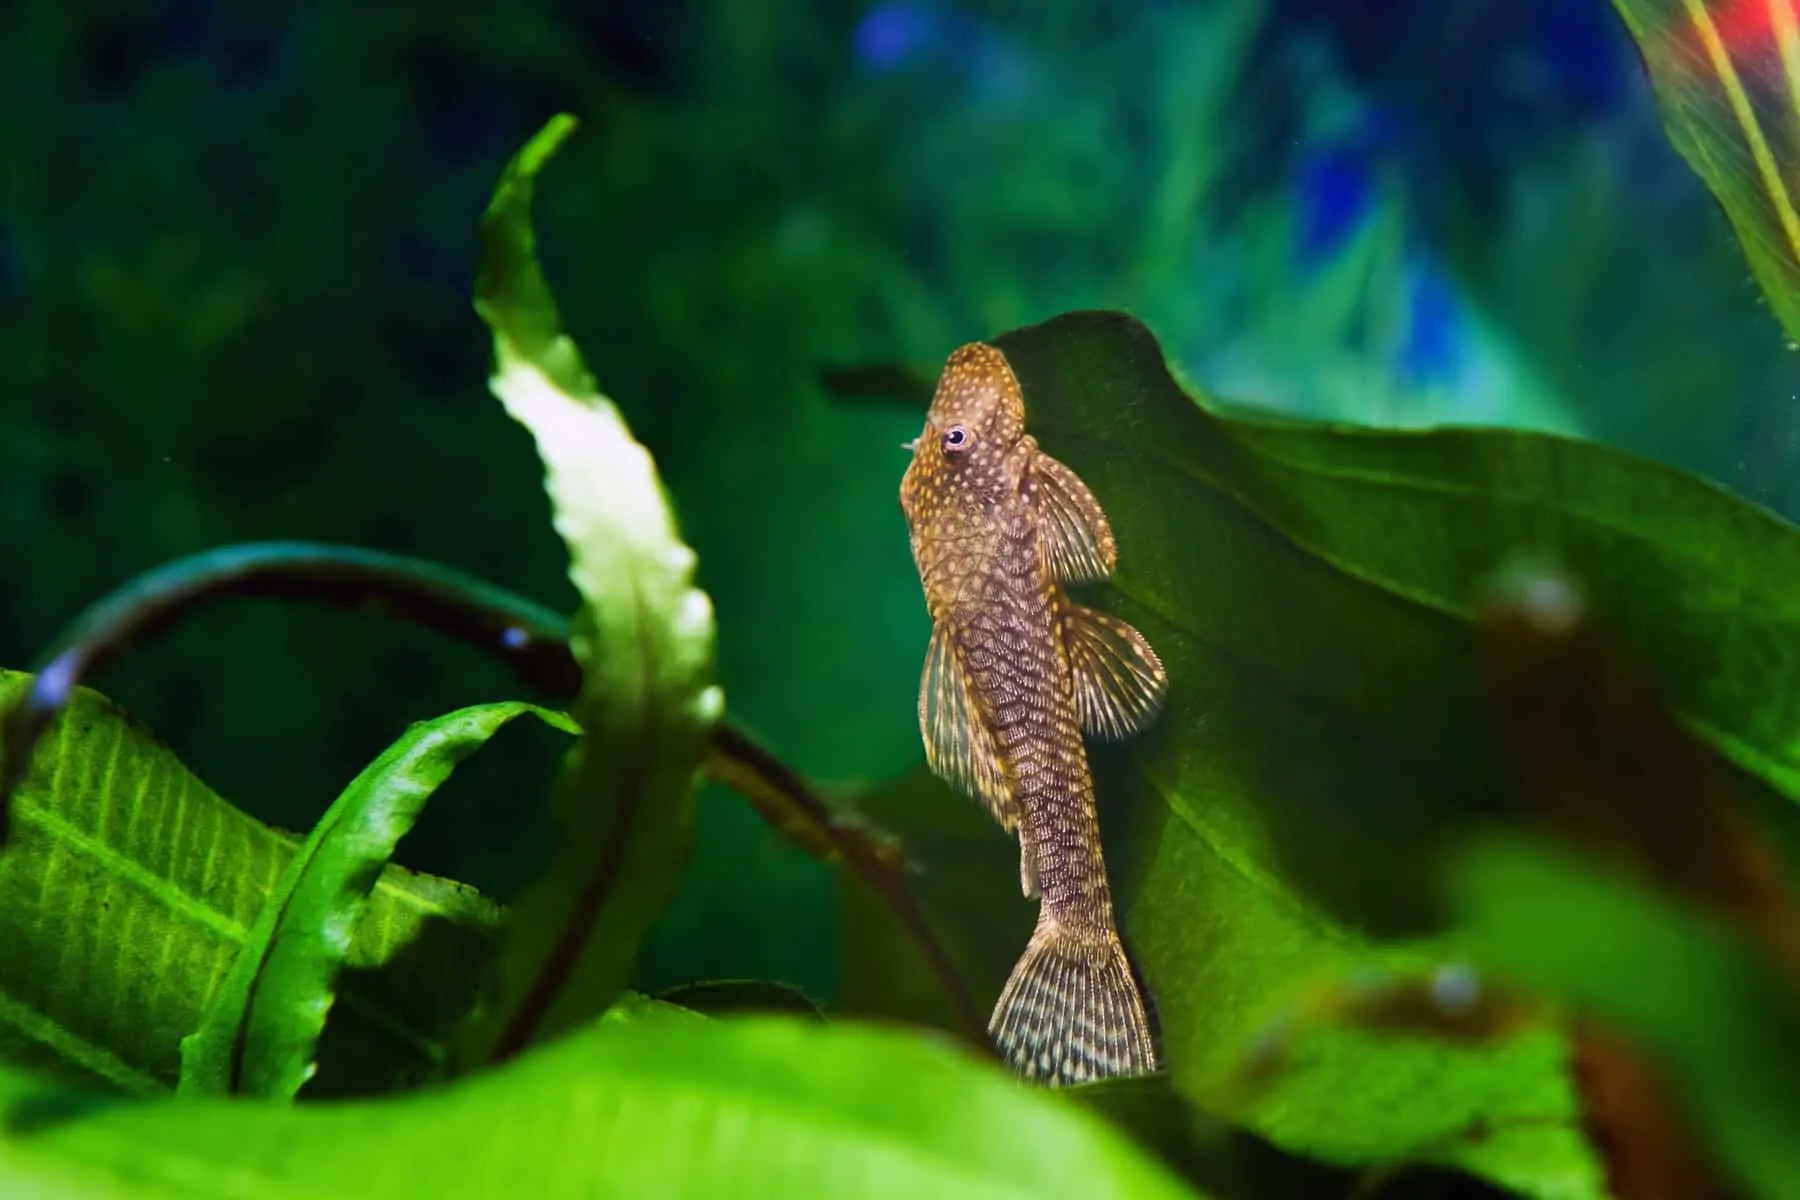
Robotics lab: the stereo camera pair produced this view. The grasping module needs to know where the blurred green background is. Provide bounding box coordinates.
[4,0,1797,1003]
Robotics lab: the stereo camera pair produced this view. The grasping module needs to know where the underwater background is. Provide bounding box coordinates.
[5,0,1797,1005]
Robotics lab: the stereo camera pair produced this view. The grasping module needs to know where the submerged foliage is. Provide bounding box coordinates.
[7,1,1800,1194]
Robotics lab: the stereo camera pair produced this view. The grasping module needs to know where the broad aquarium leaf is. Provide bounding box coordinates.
[1608,0,1800,344]
[179,701,575,1100]
[0,1016,1201,1199]
[0,671,501,1096]
[842,308,1800,1196]
[455,115,723,1066]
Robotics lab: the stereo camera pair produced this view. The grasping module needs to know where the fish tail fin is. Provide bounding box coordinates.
[988,917,1159,1086]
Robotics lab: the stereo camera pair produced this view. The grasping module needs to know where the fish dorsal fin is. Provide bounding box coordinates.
[1029,452,1116,584]
[920,622,1020,831]
[1065,603,1167,740]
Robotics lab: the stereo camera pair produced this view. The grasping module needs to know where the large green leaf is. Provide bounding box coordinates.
[454,115,722,1065]
[180,701,575,1100]
[0,670,502,1096]
[0,1015,1200,1199]
[1608,0,1800,344]
[843,308,1800,1196]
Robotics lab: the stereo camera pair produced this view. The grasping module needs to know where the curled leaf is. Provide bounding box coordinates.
[179,702,575,1099]
[0,542,581,840]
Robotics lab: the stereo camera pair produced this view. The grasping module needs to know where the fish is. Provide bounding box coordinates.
[898,340,1168,1085]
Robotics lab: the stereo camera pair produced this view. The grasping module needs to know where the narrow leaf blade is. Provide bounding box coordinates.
[456,116,722,1065]
[179,701,573,1099]
[1610,0,1800,340]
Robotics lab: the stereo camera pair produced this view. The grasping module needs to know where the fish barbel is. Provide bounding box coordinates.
[898,341,1167,1085]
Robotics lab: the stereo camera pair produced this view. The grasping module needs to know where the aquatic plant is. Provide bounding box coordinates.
[8,0,1800,1193]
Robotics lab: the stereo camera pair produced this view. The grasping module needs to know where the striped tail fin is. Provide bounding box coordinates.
[988,917,1159,1086]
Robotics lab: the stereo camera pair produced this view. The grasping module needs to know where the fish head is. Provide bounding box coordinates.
[899,342,1029,535]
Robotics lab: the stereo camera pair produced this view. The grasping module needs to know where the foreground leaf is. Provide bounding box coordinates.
[455,115,722,1065]
[0,1017,1201,1199]
[180,702,574,1099]
[1608,0,1800,345]
[1458,839,1800,1199]
[0,671,501,1095]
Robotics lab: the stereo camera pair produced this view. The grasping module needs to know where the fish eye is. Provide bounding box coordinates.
[942,425,971,454]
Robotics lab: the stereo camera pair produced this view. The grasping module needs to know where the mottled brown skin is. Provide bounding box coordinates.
[899,342,1166,1085]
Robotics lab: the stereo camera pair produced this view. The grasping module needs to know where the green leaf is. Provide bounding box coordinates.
[844,307,1800,1196]
[179,701,575,1099]
[0,670,502,1096]
[1457,837,1800,1199]
[1608,0,1800,343]
[0,1017,1202,1199]
[456,115,722,1065]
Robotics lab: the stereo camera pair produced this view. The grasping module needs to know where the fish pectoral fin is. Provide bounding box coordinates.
[920,622,1020,829]
[1030,452,1117,584]
[1066,603,1168,740]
